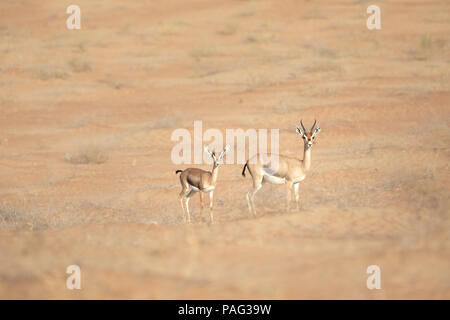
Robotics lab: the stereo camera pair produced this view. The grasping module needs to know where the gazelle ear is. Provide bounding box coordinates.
[312,127,321,138]
[219,145,230,161]
[296,126,307,140]
[204,145,213,156]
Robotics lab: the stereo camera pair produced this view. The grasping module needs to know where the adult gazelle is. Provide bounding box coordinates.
[242,120,320,216]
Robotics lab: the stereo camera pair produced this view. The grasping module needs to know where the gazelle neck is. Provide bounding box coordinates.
[302,146,312,172]
[211,165,219,184]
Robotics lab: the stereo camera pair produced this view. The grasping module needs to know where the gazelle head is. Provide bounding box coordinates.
[296,120,321,150]
[204,145,230,169]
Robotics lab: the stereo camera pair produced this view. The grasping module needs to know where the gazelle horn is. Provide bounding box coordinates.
[310,119,317,133]
[300,120,306,133]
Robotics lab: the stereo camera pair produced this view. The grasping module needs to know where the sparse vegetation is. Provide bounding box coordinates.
[235,9,255,18]
[217,23,238,36]
[68,57,92,73]
[245,73,276,91]
[0,204,27,230]
[99,74,127,90]
[0,93,14,106]
[303,61,342,74]
[245,35,258,43]
[189,47,218,61]
[317,47,338,59]
[74,41,86,53]
[34,69,69,80]
[158,21,186,36]
[0,203,60,231]
[419,34,447,52]
[65,144,109,164]
[406,35,448,60]
[419,34,433,51]
[0,201,141,231]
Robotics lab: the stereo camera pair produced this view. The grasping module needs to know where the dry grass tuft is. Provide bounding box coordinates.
[0,203,57,231]
[34,69,69,80]
[190,48,218,61]
[303,61,342,74]
[245,73,276,91]
[68,58,92,73]
[0,93,14,106]
[98,73,128,90]
[65,143,109,164]
[217,23,238,36]
[405,35,448,60]
[0,204,26,229]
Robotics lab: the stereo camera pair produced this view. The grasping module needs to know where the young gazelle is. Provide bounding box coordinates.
[176,145,230,224]
[242,120,321,216]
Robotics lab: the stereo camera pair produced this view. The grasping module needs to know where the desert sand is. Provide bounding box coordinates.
[0,0,449,299]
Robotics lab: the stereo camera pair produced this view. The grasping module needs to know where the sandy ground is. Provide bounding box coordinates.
[0,0,449,299]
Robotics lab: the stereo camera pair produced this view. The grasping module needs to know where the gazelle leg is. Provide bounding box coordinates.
[286,181,293,212]
[184,189,197,224]
[209,191,214,224]
[179,189,189,223]
[247,181,262,217]
[294,183,300,211]
[199,192,204,222]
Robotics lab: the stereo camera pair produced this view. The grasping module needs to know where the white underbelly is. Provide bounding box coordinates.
[201,186,215,192]
[293,176,306,184]
[262,173,306,185]
[188,184,215,192]
[189,185,200,191]
[263,174,286,185]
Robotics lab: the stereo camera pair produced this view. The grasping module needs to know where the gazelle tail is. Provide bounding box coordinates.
[242,162,248,177]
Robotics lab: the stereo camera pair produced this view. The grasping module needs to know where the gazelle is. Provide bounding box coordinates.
[242,120,321,216]
[176,145,230,224]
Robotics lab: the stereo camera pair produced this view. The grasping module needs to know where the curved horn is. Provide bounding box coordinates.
[310,119,317,133]
[300,120,306,133]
